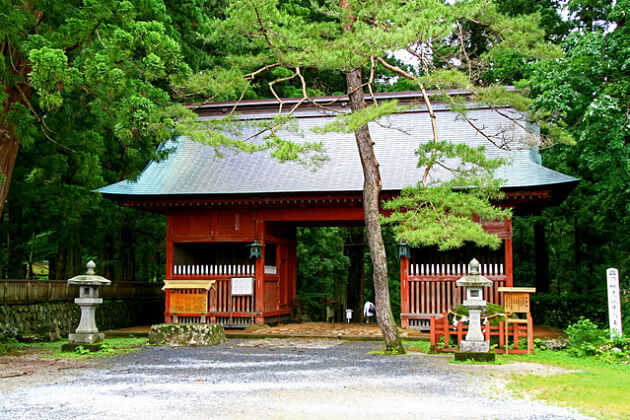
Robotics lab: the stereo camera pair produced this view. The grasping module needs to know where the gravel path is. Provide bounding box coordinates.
[0,339,592,419]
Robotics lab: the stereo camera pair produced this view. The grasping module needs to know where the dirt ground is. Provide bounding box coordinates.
[0,347,96,393]
[0,340,590,420]
[1,340,574,396]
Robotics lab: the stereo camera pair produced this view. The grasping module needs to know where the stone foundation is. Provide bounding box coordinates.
[149,323,226,346]
[454,351,497,363]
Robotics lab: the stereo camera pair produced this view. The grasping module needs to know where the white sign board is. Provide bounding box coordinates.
[606,268,623,339]
[231,277,254,296]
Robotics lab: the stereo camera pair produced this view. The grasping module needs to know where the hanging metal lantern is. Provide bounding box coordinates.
[397,240,410,259]
[247,240,263,259]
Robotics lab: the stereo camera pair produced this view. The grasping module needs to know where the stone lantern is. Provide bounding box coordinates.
[455,258,493,354]
[62,261,111,351]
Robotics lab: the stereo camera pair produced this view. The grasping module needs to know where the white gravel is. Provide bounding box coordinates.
[0,340,593,420]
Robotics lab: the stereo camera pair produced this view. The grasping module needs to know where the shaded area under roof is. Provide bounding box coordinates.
[99,101,578,199]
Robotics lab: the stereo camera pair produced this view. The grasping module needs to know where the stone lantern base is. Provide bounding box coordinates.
[68,332,105,344]
[460,340,490,353]
[454,351,496,363]
[61,342,104,352]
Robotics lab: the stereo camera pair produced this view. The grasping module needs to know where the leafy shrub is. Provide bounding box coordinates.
[0,337,19,355]
[565,317,608,356]
[534,337,568,351]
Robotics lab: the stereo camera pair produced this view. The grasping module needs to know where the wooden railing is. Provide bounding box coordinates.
[430,311,533,354]
[408,276,508,315]
[0,280,162,304]
[211,278,254,314]
[403,261,510,330]
[173,264,256,276]
[409,262,504,277]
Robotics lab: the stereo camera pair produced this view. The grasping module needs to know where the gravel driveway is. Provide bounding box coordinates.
[0,339,591,419]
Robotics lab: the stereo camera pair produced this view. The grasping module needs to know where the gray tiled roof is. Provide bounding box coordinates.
[98,106,578,198]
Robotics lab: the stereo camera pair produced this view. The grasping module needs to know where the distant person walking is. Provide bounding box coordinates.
[363,301,376,323]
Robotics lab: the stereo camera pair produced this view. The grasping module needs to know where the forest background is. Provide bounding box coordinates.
[1,0,628,331]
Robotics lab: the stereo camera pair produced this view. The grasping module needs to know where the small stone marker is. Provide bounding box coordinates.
[62,261,111,352]
[606,268,623,339]
[454,258,496,362]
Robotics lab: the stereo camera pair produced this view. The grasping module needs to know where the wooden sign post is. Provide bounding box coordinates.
[498,287,536,354]
[606,268,623,339]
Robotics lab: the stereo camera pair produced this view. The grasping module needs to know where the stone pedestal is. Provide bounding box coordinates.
[460,303,488,352]
[460,340,490,353]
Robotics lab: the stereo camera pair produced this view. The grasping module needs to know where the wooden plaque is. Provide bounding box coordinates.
[504,293,530,313]
[170,293,207,314]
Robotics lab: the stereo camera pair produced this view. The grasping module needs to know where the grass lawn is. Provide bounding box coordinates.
[402,340,630,419]
[14,337,148,360]
[503,351,630,420]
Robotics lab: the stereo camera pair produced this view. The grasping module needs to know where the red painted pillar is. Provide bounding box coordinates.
[254,218,265,324]
[505,218,513,287]
[164,222,174,323]
[165,289,172,323]
[400,256,410,328]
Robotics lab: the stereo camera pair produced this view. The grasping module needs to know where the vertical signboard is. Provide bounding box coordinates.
[606,268,623,339]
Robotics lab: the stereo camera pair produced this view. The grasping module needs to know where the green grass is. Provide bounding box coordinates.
[402,339,629,418]
[14,337,148,361]
[402,339,431,353]
[503,351,630,420]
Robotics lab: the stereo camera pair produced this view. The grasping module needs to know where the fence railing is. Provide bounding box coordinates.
[0,280,163,304]
[429,311,533,354]
[173,264,256,276]
[409,262,504,276]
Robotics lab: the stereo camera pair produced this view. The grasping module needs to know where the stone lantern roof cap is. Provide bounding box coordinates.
[68,261,111,286]
[455,258,493,287]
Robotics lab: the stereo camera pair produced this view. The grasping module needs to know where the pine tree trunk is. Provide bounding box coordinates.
[345,68,404,353]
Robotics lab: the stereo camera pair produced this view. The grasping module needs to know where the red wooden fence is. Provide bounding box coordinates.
[429,311,532,354]
[404,275,508,330]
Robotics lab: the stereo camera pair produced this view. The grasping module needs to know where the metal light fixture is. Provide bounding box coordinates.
[397,240,410,259]
[247,240,263,259]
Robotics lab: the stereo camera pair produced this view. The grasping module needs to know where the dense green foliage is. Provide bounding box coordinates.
[296,227,350,321]
[295,226,402,322]
[0,0,217,280]
[512,0,630,327]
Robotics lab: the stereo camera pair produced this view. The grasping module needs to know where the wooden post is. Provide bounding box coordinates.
[457,319,463,344]
[505,219,513,287]
[165,289,172,323]
[400,257,410,328]
[443,312,449,348]
[499,321,504,349]
[254,218,265,324]
[430,316,436,346]
[166,240,174,280]
[527,312,534,354]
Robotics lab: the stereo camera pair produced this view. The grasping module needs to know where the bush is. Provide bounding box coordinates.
[0,336,19,355]
[565,317,608,356]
